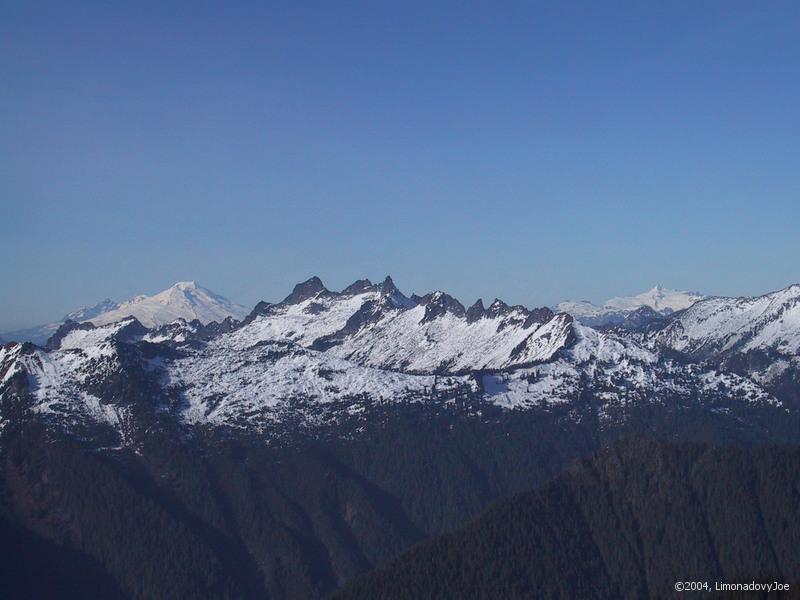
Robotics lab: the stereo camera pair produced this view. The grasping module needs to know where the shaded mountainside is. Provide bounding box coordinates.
[0,409,599,600]
[335,440,800,600]
[1,401,797,600]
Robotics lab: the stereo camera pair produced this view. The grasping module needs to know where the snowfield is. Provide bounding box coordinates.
[1,278,796,439]
[558,285,706,326]
[654,284,800,356]
[90,281,249,328]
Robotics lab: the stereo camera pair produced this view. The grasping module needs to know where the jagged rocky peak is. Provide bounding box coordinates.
[219,315,240,328]
[339,276,407,299]
[377,275,398,295]
[240,301,274,326]
[486,298,512,317]
[63,298,119,322]
[342,278,374,295]
[524,306,556,328]
[378,275,407,300]
[466,299,486,323]
[419,291,466,322]
[283,276,328,304]
[376,276,415,308]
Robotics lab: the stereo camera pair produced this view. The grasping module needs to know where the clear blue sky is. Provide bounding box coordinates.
[2,1,799,329]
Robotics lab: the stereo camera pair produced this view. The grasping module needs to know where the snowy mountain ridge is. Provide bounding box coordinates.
[2,277,798,443]
[558,285,706,327]
[653,284,800,358]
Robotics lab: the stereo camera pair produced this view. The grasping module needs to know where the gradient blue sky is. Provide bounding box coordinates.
[2,2,799,329]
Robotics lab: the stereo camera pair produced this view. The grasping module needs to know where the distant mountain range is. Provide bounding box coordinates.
[557,285,706,327]
[1,276,799,599]
[2,281,703,345]
[0,282,248,344]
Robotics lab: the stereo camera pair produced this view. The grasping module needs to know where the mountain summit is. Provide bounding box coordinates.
[604,285,705,313]
[90,281,248,328]
[0,282,248,342]
[558,286,706,327]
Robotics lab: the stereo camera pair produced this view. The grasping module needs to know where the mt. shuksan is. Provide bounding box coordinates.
[557,285,706,327]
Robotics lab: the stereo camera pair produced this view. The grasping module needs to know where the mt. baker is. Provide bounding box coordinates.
[89,281,248,328]
[0,282,248,343]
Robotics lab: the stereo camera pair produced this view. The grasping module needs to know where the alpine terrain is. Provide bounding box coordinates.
[558,285,706,328]
[1,277,799,599]
[0,282,249,344]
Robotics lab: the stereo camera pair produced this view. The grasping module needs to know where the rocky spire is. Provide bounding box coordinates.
[342,279,374,295]
[466,299,486,323]
[283,276,327,304]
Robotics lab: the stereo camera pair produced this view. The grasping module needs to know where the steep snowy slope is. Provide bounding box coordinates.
[0,318,148,439]
[1,313,780,439]
[2,277,797,442]
[89,281,248,328]
[230,277,572,373]
[654,284,800,357]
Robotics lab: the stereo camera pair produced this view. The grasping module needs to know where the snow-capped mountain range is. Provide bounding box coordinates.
[557,285,706,327]
[0,282,248,344]
[2,276,799,445]
[653,284,800,358]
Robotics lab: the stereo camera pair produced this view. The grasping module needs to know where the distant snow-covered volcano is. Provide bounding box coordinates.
[89,281,248,328]
[0,282,248,343]
[557,285,706,327]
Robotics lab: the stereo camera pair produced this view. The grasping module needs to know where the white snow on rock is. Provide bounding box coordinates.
[163,338,473,431]
[90,281,248,328]
[231,290,384,350]
[230,282,573,373]
[1,283,246,344]
[325,305,572,372]
[605,285,705,313]
[8,321,133,433]
[654,284,800,356]
[558,285,706,326]
[1,278,794,437]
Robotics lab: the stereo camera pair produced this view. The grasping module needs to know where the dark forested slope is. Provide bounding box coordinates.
[0,408,598,600]
[335,440,800,600]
